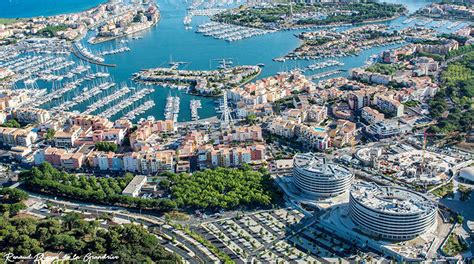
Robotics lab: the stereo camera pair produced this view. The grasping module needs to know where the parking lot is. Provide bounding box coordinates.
[197,208,365,263]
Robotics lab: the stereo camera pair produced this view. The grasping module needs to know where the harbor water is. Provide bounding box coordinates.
[3,0,455,122]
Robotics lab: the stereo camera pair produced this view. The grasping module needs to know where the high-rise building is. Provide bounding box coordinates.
[349,183,437,241]
[293,153,353,197]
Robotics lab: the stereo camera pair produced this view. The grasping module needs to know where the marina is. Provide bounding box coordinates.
[99,87,155,119]
[308,70,343,80]
[98,46,131,56]
[165,95,181,123]
[196,21,274,42]
[51,80,116,112]
[304,60,344,71]
[190,99,201,121]
[82,85,132,115]
[0,0,462,123]
[124,100,156,121]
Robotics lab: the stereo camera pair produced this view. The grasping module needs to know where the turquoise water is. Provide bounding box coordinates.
[6,0,448,122]
[0,0,106,18]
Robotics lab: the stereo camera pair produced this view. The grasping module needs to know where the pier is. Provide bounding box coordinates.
[83,86,132,115]
[190,99,201,121]
[308,70,342,80]
[123,100,155,121]
[196,21,274,42]
[71,42,116,67]
[99,88,154,119]
[164,95,180,123]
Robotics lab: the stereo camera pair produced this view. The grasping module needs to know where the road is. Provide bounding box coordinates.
[24,191,219,263]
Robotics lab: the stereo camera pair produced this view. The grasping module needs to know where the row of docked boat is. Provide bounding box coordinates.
[402,18,465,30]
[183,8,226,27]
[83,86,132,115]
[75,42,105,63]
[447,21,462,30]
[415,18,433,27]
[309,69,342,80]
[304,60,344,71]
[190,99,201,121]
[123,100,155,121]
[196,22,273,42]
[99,87,154,119]
[98,46,131,56]
[165,95,180,123]
[402,18,415,24]
[52,80,116,111]
[31,71,110,108]
[2,55,71,82]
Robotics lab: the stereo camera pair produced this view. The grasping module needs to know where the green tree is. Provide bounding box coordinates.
[2,119,20,128]
[95,141,118,152]
[245,113,257,125]
[45,129,55,141]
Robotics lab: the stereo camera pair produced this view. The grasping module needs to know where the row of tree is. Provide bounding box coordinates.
[0,188,28,216]
[0,212,180,263]
[215,2,406,29]
[22,162,280,212]
[168,165,280,209]
[428,51,473,134]
[95,141,118,152]
[22,163,178,211]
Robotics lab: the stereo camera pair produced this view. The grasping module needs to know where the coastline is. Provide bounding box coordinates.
[133,66,262,97]
[89,12,161,45]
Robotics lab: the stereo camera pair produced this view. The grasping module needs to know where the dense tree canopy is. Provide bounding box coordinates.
[22,163,280,212]
[0,213,181,263]
[366,63,405,76]
[428,51,474,134]
[45,129,55,141]
[37,25,67,37]
[168,166,280,209]
[22,163,178,212]
[95,141,118,152]
[0,188,28,216]
[1,119,21,128]
[215,3,406,29]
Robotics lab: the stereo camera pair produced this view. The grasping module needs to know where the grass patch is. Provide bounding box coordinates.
[442,234,468,256]
[432,181,454,198]
[0,18,26,25]
[164,211,190,221]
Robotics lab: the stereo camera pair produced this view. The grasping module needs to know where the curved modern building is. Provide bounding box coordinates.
[349,183,437,241]
[293,153,354,197]
[459,166,474,183]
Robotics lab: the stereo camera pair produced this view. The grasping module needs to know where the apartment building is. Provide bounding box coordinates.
[54,125,83,148]
[0,127,37,147]
[361,106,385,124]
[130,120,175,151]
[71,114,113,131]
[373,93,404,117]
[198,144,265,169]
[13,108,51,124]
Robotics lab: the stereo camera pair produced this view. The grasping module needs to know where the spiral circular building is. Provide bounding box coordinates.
[349,183,437,241]
[293,153,354,197]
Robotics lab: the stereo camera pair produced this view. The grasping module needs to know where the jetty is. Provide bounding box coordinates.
[71,42,116,67]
